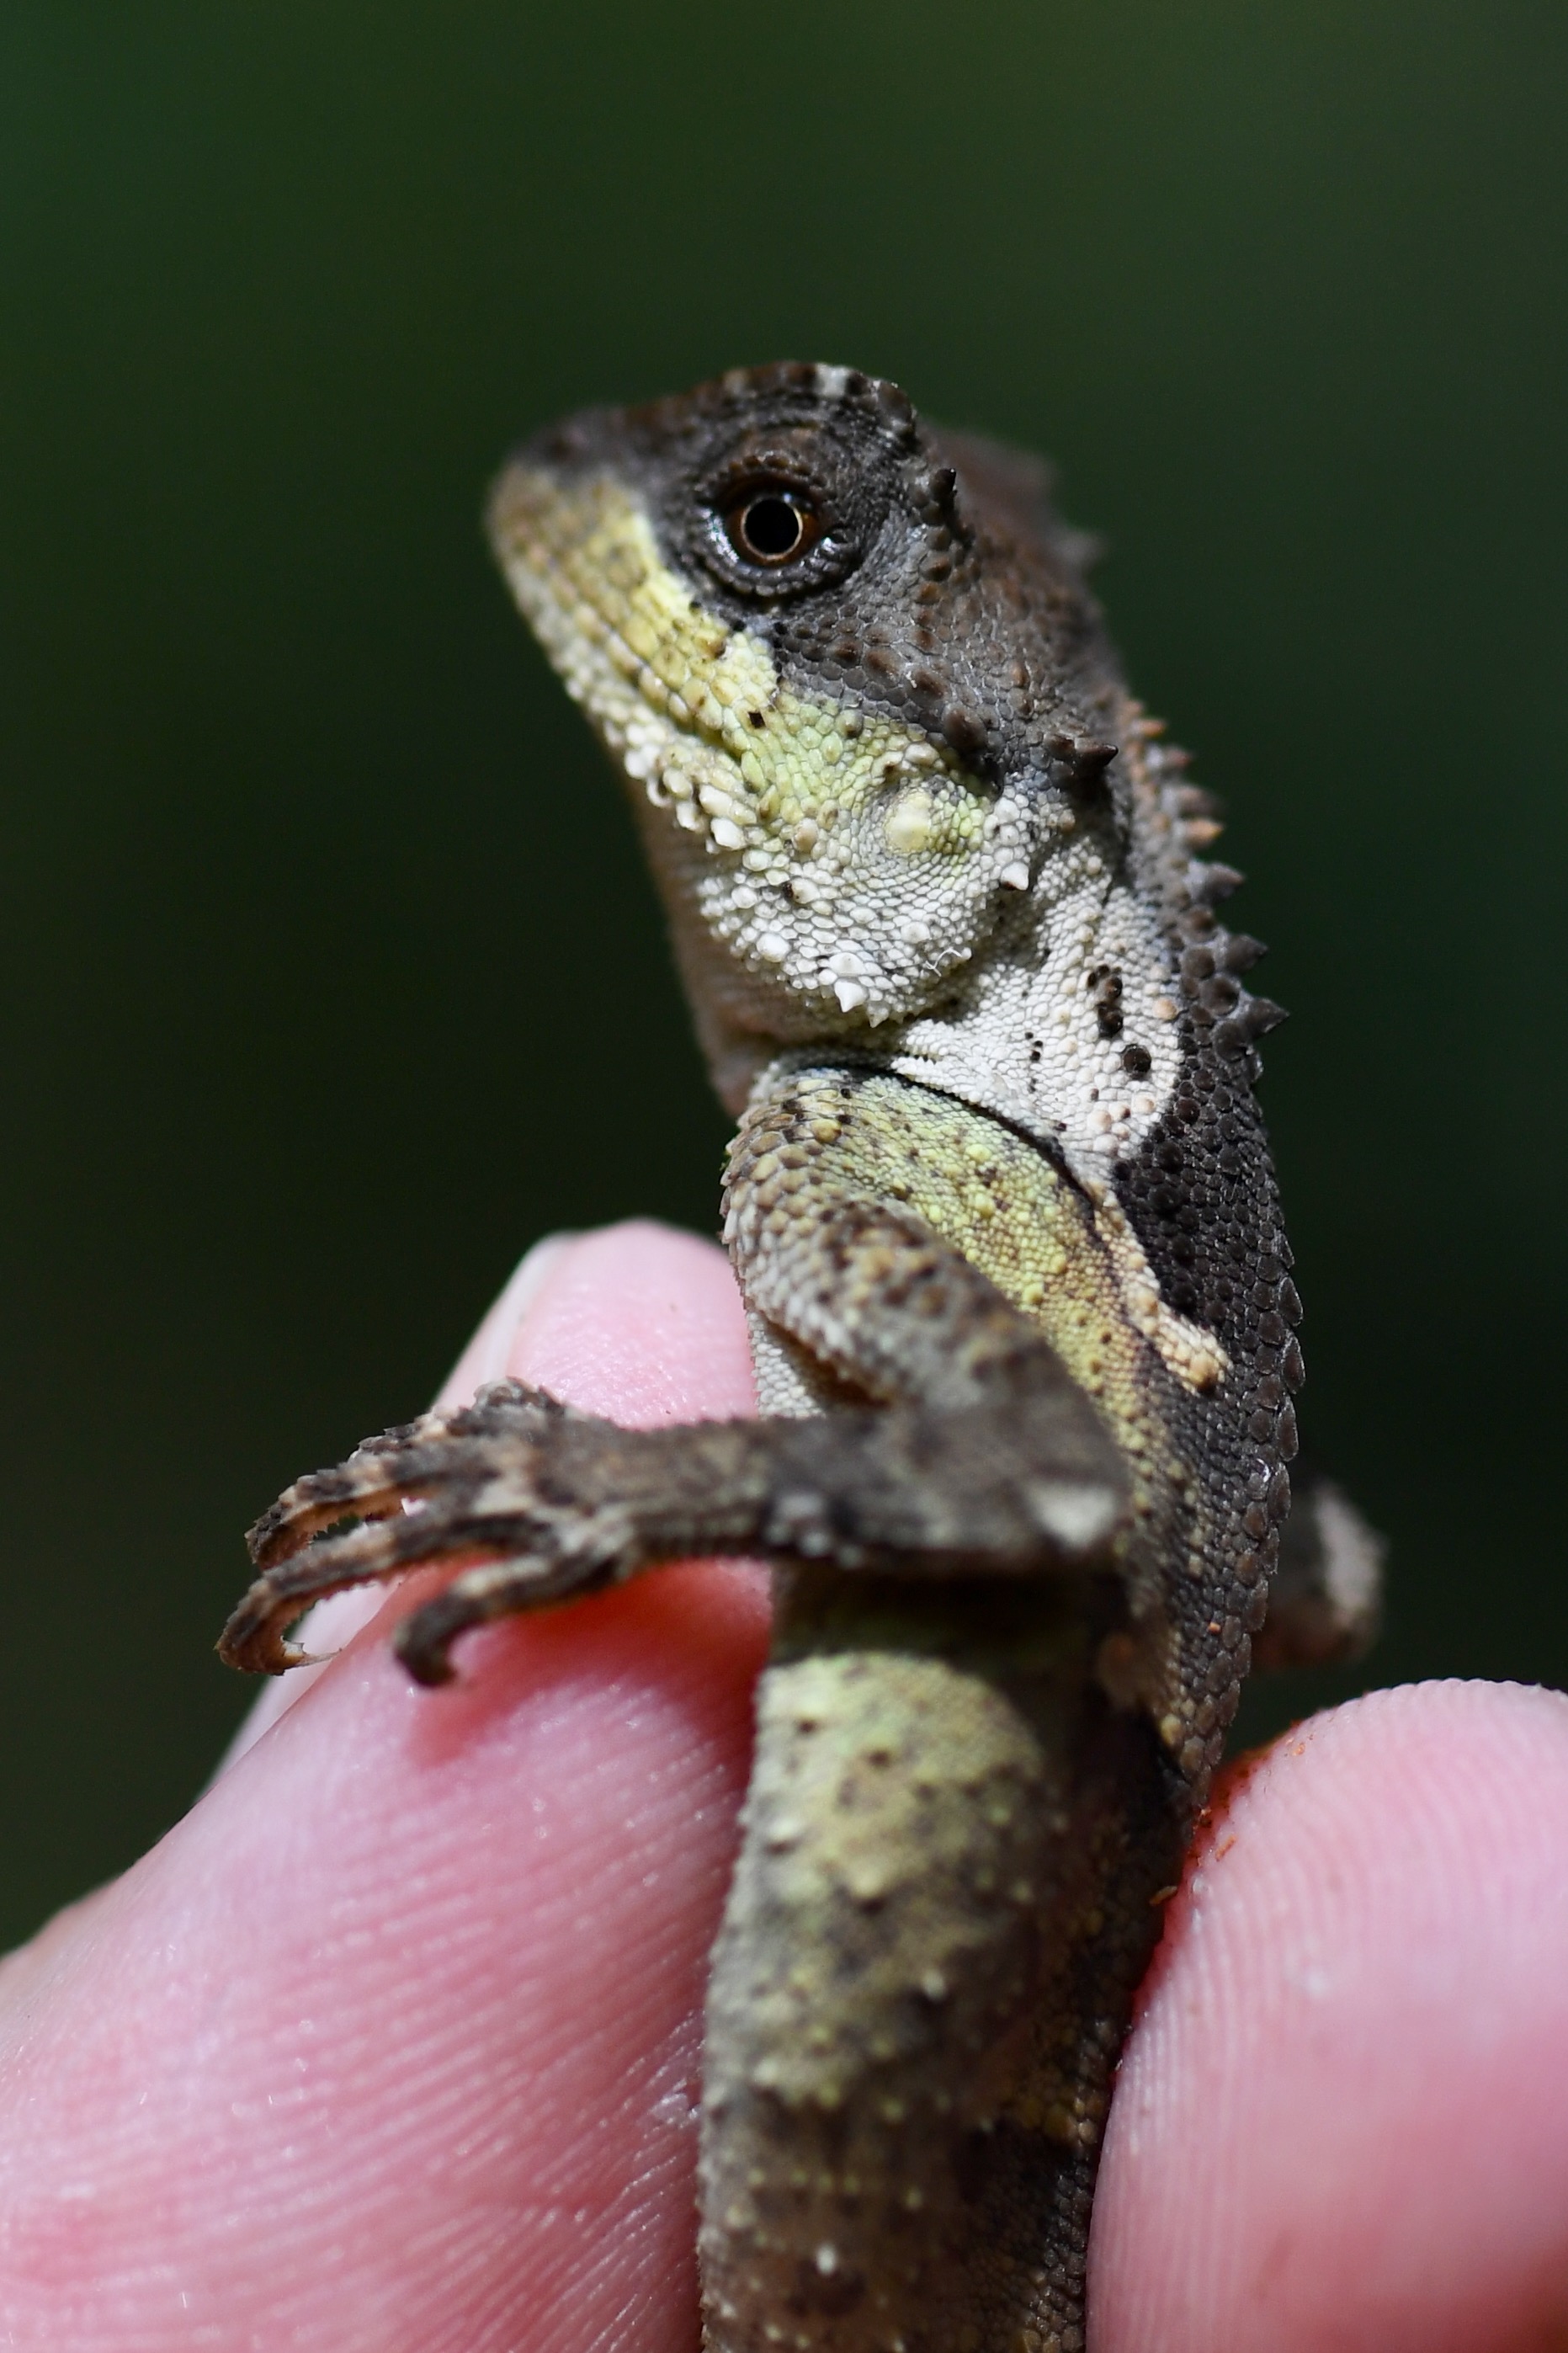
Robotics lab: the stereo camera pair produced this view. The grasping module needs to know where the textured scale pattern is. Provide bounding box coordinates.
[221,362,1331,2353]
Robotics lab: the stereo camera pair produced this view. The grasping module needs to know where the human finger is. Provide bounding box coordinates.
[1090,1677,1568,2351]
[0,1221,770,2353]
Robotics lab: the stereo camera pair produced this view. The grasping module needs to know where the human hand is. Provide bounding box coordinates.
[0,1222,1563,2350]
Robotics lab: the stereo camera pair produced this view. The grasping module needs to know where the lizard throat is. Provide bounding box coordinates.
[489,467,1039,1035]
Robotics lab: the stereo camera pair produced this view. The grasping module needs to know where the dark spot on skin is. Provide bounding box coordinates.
[1087,964,1124,1039]
[942,705,987,754]
[747,709,765,728]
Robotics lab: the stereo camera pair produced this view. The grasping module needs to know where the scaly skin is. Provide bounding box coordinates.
[222,364,1315,2351]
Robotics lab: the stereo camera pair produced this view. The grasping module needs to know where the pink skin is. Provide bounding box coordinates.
[0,1224,1564,2350]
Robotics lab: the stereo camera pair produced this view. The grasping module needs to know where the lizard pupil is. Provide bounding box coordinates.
[733,492,811,563]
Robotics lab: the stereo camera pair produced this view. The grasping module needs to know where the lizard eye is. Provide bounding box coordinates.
[690,439,864,598]
[726,488,823,567]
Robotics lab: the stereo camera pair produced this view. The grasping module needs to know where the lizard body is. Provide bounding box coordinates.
[221,364,1348,2350]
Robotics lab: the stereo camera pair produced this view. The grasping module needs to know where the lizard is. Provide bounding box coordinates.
[220,362,1379,2352]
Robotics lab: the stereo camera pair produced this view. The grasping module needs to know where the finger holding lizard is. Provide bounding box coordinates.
[0,1228,1563,2349]
[1092,1674,1568,2352]
[0,1224,770,2353]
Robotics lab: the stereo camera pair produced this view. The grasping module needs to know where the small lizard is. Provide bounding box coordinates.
[221,364,1379,2351]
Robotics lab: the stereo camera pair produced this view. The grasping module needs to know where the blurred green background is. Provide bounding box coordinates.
[1,0,1563,1947]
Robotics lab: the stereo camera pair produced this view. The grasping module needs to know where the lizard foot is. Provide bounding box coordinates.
[220,1380,635,1679]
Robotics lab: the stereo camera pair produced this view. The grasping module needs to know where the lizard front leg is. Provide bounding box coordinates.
[218,1211,1129,1684]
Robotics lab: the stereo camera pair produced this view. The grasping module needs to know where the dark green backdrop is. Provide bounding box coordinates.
[3,0,1563,1949]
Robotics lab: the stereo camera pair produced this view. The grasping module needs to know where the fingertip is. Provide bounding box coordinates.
[1092,1680,1568,2352]
[0,1541,768,2349]
[123,1216,771,2340]
[489,1218,756,1427]
[436,1227,577,1405]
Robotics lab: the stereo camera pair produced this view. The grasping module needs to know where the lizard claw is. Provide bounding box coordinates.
[244,1378,566,1572]
[220,1380,595,1675]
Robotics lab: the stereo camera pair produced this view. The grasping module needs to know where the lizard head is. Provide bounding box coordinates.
[489,362,1124,1100]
